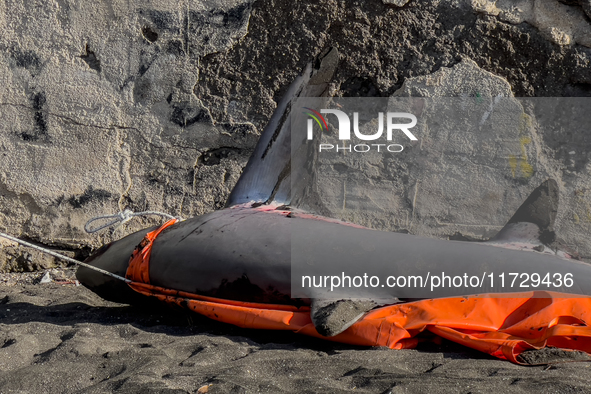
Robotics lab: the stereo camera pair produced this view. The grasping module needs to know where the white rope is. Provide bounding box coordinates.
[0,210,182,283]
[0,231,131,283]
[84,209,179,233]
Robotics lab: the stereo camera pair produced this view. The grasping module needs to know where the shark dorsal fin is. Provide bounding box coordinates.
[225,48,338,208]
[490,179,559,246]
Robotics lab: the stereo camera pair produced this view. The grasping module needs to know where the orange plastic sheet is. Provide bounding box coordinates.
[126,218,178,284]
[126,221,591,364]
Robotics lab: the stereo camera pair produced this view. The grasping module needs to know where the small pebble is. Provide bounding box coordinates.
[40,272,52,284]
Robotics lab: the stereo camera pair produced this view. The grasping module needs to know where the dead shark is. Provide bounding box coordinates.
[76,48,591,338]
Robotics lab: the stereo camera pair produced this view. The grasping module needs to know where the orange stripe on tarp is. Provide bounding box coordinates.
[125,220,591,364]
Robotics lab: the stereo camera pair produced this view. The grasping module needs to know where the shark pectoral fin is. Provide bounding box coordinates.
[489,179,559,246]
[225,48,338,208]
[311,299,379,337]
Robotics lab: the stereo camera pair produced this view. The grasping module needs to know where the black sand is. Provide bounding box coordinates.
[2,270,591,393]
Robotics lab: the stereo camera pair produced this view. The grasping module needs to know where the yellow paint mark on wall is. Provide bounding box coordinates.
[509,135,534,178]
[509,155,517,178]
[519,136,534,178]
[520,161,534,178]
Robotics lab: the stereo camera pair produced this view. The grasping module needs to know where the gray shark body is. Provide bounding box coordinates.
[77,49,591,337]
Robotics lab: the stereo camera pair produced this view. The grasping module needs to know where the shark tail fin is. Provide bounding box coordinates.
[489,179,559,246]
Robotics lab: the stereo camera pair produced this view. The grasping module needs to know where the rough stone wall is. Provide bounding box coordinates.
[2,0,591,271]
[0,0,258,270]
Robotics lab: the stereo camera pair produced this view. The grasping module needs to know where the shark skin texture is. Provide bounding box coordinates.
[76,50,591,362]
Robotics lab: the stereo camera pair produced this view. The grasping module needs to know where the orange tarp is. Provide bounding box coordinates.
[126,219,591,364]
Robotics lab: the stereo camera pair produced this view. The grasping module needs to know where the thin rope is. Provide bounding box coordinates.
[84,209,179,233]
[0,210,181,283]
[0,232,130,283]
